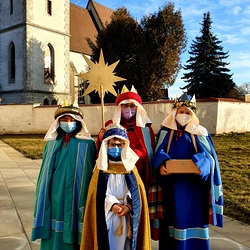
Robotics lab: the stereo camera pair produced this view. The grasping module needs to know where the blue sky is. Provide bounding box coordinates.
[71,0,250,97]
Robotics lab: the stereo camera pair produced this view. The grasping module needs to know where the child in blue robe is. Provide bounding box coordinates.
[151,93,223,250]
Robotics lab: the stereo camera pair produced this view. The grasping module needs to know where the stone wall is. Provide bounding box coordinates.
[0,100,249,135]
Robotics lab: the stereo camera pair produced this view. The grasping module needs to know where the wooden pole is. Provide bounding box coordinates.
[100,84,105,128]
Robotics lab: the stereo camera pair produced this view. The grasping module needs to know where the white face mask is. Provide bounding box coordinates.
[175,114,192,126]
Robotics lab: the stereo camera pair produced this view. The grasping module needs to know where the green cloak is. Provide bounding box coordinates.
[31,137,96,249]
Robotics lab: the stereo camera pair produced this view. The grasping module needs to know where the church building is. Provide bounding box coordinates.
[0,0,113,104]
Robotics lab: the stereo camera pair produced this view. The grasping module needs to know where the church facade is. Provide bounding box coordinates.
[0,0,113,104]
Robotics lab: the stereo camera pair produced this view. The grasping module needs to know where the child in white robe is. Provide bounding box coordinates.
[80,124,151,250]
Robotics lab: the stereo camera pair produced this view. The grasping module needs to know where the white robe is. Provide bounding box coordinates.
[105,174,132,250]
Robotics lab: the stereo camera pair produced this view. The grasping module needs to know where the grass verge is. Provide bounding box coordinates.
[1,132,249,225]
[212,132,250,225]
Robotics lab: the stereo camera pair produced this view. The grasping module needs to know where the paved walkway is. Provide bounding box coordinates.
[0,140,250,250]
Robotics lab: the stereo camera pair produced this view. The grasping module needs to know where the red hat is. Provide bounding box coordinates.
[115,92,142,106]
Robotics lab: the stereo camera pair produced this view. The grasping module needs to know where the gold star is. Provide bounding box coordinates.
[78,49,126,97]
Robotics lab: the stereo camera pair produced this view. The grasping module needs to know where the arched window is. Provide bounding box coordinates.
[9,42,15,83]
[43,98,50,105]
[78,78,86,104]
[10,0,13,14]
[44,43,54,84]
[51,99,58,105]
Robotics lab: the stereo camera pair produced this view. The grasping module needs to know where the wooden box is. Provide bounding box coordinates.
[165,159,200,175]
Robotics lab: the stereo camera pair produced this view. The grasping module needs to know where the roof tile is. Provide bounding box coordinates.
[70,1,113,55]
[70,4,98,55]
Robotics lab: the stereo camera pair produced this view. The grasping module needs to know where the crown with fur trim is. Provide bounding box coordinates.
[173,93,197,112]
[54,100,83,119]
[103,124,128,140]
[115,85,142,106]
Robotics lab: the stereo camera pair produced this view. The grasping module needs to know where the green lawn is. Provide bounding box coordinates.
[212,132,250,225]
[1,132,250,225]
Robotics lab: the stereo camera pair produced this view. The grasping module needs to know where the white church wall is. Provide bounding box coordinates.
[0,0,71,104]
[25,0,70,100]
[69,52,91,104]
[0,28,25,92]
[30,0,70,32]
[26,28,70,94]
[0,0,25,28]
[70,52,89,74]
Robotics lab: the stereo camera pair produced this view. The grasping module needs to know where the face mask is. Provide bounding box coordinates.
[60,121,77,134]
[175,114,192,126]
[107,147,122,158]
[121,107,136,120]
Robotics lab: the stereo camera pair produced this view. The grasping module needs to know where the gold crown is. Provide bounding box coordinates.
[173,93,196,112]
[54,100,83,119]
[120,85,138,94]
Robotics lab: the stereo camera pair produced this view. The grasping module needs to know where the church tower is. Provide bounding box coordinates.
[0,0,71,104]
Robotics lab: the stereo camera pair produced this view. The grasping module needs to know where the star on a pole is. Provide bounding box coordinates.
[78,49,126,97]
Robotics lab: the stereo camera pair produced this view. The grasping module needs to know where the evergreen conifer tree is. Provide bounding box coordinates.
[181,12,235,98]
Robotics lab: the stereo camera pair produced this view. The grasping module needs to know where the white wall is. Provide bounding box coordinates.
[0,101,249,135]
[196,102,218,135]
[216,101,250,134]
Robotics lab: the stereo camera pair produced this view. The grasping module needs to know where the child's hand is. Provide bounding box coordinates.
[159,164,168,175]
[111,204,131,216]
[111,204,122,215]
[119,205,131,216]
[98,128,106,141]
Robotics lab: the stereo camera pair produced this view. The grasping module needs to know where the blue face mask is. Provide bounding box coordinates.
[60,121,77,134]
[107,147,122,158]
